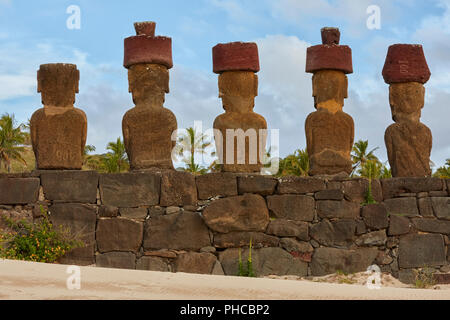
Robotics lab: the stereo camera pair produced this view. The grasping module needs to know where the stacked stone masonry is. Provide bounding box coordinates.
[0,172,449,283]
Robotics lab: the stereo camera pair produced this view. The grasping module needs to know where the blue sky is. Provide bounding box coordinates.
[0,0,449,168]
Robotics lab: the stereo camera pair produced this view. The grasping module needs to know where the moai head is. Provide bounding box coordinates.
[37,63,79,107]
[306,28,353,113]
[124,21,173,106]
[213,42,260,113]
[382,44,431,123]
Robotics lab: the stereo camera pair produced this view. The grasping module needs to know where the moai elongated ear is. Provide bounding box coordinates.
[344,75,348,99]
[163,70,170,94]
[254,74,258,97]
[75,69,80,94]
[311,74,316,97]
[37,70,41,93]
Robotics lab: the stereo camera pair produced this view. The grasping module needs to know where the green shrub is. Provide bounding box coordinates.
[0,206,84,263]
[237,238,256,278]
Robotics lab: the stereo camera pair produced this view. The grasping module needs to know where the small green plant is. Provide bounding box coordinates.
[362,177,377,206]
[414,267,436,289]
[0,206,84,263]
[237,238,256,278]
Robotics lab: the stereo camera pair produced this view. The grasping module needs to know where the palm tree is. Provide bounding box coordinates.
[277,149,309,177]
[433,159,450,179]
[102,138,129,173]
[0,113,28,172]
[351,140,379,176]
[174,127,212,174]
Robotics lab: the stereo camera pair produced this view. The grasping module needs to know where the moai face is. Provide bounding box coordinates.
[128,63,169,106]
[312,70,348,113]
[218,71,258,113]
[37,64,79,107]
[389,82,425,123]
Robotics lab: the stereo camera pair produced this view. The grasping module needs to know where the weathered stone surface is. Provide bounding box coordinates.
[96,252,136,270]
[40,171,98,203]
[212,261,225,275]
[280,238,314,253]
[165,207,181,215]
[429,191,448,197]
[418,198,435,217]
[213,232,279,249]
[342,179,383,204]
[388,215,411,236]
[144,250,177,259]
[317,200,360,219]
[143,212,211,250]
[412,218,450,234]
[361,204,389,230]
[213,71,267,173]
[381,178,443,199]
[315,189,344,201]
[120,208,148,220]
[99,206,119,218]
[238,176,277,196]
[0,178,40,205]
[219,247,308,277]
[149,206,165,217]
[398,234,446,268]
[160,171,197,206]
[174,252,218,274]
[100,173,160,207]
[267,195,315,222]
[310,219,356,248]
[266,220,309,240]
[196,173,237,200]
[431,197,450,220]
[277,177,326,194]
[310,247,378,276]
[31,64,87,170]
[58,245,95,266]
[447,180,450,195]
[355,230,387,246]
[356,220,367,235]
[136,256,170,272]
[384,198,419,217]
[213,42,260,73]
[202,194,269,233]
[96,218,144,253]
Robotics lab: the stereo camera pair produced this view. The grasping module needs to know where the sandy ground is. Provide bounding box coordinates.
[0,259,449,300]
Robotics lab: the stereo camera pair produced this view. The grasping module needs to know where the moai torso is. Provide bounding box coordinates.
[30,64,87,170]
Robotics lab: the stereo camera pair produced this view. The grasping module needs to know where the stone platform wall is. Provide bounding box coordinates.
[0,171,449,283]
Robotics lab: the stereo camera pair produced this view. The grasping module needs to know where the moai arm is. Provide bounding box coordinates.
[384,127,395,170]
[122,118,130,153]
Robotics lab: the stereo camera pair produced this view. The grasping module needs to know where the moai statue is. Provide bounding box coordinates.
[382,44,432,177]
[30,63,87,170]
[122,21,177,170]
[305,28,354,176]
[212,42,267,173]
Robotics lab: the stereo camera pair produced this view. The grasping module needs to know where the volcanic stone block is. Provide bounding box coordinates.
[96,218,144,253]
[196,173,238,200]
[213,42,260,73]
[213,232,279,249]
[388,215,411,236]
[310,219,356,248]
[98,206,119,218]
[398,234,446,268]
[355,230,387,246]
[381,178,443,200]
[266,219,309,240]
[315,189,344,201]
[0,178,40,205]
[202,194,269,233]
[119,208,148,220]
[99,173,160,207]
[160,171,197,207]
[316,200,360,219]
[418,197,435,217]
[279,239,314,254]
[384,198,419,217]
[277,177,326,194]
[96,252,136,270]
[310,247,378,276]
[136,256,170,272]
[342,179,383,204]
[174,252,218,274]
[40,171,98,203]
[58,245,95,266]
[431,197,450,220]
[412,218,450,235]
[238,176,278,196]
[144,212,211,251]
[219,247,308,277]
[266,195,315,222]
[361,204,389,230]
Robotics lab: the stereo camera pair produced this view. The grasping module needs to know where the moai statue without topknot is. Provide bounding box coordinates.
[305,28,354,176]
[30,63,87,170]
[382,44,432,177]
[212,42,267,173]
[122,22,177,170]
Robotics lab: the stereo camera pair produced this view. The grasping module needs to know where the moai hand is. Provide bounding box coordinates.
[305,28,354,176]
[122,21,177,170]
[212,42,268,173]
[30,64,87,170]
[382,44,432,177]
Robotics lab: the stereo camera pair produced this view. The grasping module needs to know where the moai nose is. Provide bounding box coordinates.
[134,21,156,36]
[321,27,340,45]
